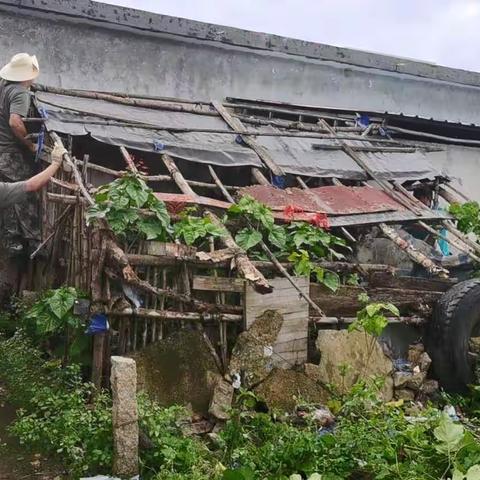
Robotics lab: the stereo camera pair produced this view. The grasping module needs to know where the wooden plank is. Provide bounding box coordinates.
[245,277,309,367]
[193,275,245,293]
[212,100,284,176]
[368,272,454,292]
[309,284,443,317]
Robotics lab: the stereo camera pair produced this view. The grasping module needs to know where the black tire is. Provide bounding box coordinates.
[426,279,480,392]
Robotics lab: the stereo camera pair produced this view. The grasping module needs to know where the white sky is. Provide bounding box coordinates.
[101,0,480,72]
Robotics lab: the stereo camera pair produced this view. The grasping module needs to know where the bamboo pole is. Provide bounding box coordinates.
[212,100,284,176]
[108,308,242,322]
[379,223,448,276]
[418,221,480,263]
[162,154,198,197]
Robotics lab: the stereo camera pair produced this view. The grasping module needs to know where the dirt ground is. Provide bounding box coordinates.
[0,384,64,480]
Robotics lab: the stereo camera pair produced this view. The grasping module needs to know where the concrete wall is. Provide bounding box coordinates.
[2,1,480,125]
[0,0,480,198]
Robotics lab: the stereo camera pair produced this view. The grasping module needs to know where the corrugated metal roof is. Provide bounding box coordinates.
[238,185,404,215]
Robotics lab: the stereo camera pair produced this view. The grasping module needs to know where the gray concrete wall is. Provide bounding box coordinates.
[2,1,480,125]
[0,0,480,198]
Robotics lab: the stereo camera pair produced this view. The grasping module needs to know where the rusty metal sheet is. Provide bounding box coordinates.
[309,186,405,215]
[238,185,404,215]
[238,185,332,213]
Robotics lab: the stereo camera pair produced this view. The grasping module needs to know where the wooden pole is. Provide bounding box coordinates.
[212,100,285,176]
[379,223,448,276]
[418,221,480,262]
[162,154,198,197]
[205,211,272,294]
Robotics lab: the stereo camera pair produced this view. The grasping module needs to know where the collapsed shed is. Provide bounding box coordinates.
[23,85,480,387]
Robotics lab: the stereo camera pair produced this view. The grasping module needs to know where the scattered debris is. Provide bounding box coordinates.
[393,343,437,401]
[295,404,335,428]
[254,368,330,412]
[229,310,284,389]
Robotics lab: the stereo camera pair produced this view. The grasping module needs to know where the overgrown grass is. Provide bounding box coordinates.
[3,323,480,479]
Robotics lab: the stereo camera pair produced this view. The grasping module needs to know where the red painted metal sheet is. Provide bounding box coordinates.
[238,185,404,215]
[238,185,331,213]
[310,186,404,214]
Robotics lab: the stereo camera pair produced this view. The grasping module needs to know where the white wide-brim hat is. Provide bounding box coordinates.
[0,53,39,82]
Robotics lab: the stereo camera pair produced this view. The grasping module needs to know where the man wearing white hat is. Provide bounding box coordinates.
[0,53,40,254]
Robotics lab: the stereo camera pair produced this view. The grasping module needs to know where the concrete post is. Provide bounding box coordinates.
[111,356,139,478]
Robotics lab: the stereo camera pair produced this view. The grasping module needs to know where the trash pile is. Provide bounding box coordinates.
[393,343,439,402]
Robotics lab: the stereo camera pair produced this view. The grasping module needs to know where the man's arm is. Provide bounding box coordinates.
[24,144,67,192]
[9,113,36,153]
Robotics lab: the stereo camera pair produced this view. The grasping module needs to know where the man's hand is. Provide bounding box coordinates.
[51,144,67,166]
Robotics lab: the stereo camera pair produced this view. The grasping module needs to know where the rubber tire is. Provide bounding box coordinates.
[426,278,480,392]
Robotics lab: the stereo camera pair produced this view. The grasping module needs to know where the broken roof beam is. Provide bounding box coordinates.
[108,308,242,323]
[162,154,198,197]
[418,221,480,263]
[379,223,448,276]
[205,211,273,294]
[208,165,234,203]
[318,120,424,215]
[212,100,285,176]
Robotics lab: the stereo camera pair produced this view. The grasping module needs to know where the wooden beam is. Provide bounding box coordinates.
[312,315,426,326]
[309,283,442,317]
[208,165,234,202]
[193,275,245,293]
[120,146,138,173]
[206,210,273,294]
[108,308,242,322]
[368,272,454,292]
[212,100,284,176]
[318,120,422,215]
[418,220,480,263]
[161,154,198,197]
[251,168,270,186]
[379,223,448,276]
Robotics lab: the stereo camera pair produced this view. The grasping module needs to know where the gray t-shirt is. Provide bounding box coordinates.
[0,79,31,153]
[0,181,27,209]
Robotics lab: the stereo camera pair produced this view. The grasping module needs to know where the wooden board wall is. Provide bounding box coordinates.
[245,277,309,368]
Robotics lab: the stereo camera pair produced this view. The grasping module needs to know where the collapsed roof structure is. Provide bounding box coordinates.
[23,84,480,387]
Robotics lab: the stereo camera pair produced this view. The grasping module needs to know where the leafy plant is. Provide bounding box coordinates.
[0,333,113,476]
[226,196,349,291]
[174,208,226,246]
[349,293,399,338]
[449,202,480,238]
[86,171,171,240]
[25,286,82,335]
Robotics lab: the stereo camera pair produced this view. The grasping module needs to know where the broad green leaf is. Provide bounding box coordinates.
[138,218,167,241]
[467,465,480,480]
[434,414,465,453]
[382,303,400,317]
[308,475,323,480]
[268,224,287,250]
[322,271,340,292]
[235,228,262,251]
[47,288,76,319]
[366,303,383,317]
[289,475,302,480]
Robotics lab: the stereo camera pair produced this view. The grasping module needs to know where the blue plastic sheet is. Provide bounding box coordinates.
[85,314,109,335]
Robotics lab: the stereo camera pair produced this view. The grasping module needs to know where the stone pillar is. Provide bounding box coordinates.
[111,356,139,478]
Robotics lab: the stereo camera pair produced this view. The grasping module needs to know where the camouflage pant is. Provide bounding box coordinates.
[0,150,40,251]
